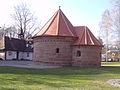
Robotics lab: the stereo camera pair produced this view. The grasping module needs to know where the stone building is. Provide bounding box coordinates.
[33,8,103,67]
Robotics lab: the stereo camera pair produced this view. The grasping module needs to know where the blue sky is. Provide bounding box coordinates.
[0,0,111,36]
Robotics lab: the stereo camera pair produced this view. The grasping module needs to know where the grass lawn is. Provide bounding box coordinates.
[0,62,120,90]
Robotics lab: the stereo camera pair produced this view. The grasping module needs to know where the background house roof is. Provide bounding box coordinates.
[34,9,76,37]
[0,37,33,52]
[5,37,26,51]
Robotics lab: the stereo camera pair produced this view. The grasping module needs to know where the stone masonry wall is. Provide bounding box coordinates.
[33,36,76,66]
[72,46,102,67]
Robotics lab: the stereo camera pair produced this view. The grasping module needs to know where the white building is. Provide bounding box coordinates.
[0,37,33,60]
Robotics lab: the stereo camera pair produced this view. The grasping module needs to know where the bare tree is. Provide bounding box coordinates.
[12,3,39,39]
[99,9,112,42]
[111,0,120,50]
[99,9,112,61]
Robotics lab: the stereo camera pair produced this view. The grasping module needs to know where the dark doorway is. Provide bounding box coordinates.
[16,52,19,60]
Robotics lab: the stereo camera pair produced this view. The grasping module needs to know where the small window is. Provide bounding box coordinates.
[76,51,81,57]
[56,48,59,53]
[27,52,29,57]
[8,51,12,56]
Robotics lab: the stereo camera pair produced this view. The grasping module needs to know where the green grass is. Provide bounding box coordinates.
[0,62,120,90]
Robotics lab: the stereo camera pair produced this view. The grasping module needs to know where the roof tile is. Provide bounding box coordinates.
[73,26,102,46]
[34,9,102,46]
[34,9,76,37]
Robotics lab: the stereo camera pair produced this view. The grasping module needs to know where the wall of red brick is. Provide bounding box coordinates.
[72,46,102,67]
[33,36,76,66]
[33,36,102,67]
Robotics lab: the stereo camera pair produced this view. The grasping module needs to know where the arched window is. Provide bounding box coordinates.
[56,48,59,53]
[76,51,81,57]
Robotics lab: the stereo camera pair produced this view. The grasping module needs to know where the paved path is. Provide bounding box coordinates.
[0,60,61,69]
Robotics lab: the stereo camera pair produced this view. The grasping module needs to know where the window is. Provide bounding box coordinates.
[27,52,29,57]
[56,48,59,53]
[76,51,81,57]
[8,51,12,56]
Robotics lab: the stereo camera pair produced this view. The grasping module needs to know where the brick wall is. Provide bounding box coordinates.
[33,36,102,67]
[72,46,102,67]
[33,36,76,66]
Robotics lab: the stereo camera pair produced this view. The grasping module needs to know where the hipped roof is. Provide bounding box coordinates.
[34,9,76,37]
[34,9,102,46]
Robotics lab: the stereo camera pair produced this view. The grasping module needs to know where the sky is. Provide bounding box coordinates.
[0,0,112,36]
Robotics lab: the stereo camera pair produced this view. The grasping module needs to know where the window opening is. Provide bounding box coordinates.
[8,51,12,56]
[56,48,59,53]
[76,51,81,57]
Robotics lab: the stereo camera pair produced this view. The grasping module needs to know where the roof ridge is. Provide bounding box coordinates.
[89,30,102,45]
[79,27,85,44]
[61,11,74,36]
[86,27,102,45]
[42,12,58,35]
[84,26,87,44]
[56,10,60,35]
[86,27,94,45]
[34,11,58,36]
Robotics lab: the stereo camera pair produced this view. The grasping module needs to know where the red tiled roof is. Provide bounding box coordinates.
[34,9,76,37]
[33,9,102,46]
[73,26,102,46]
